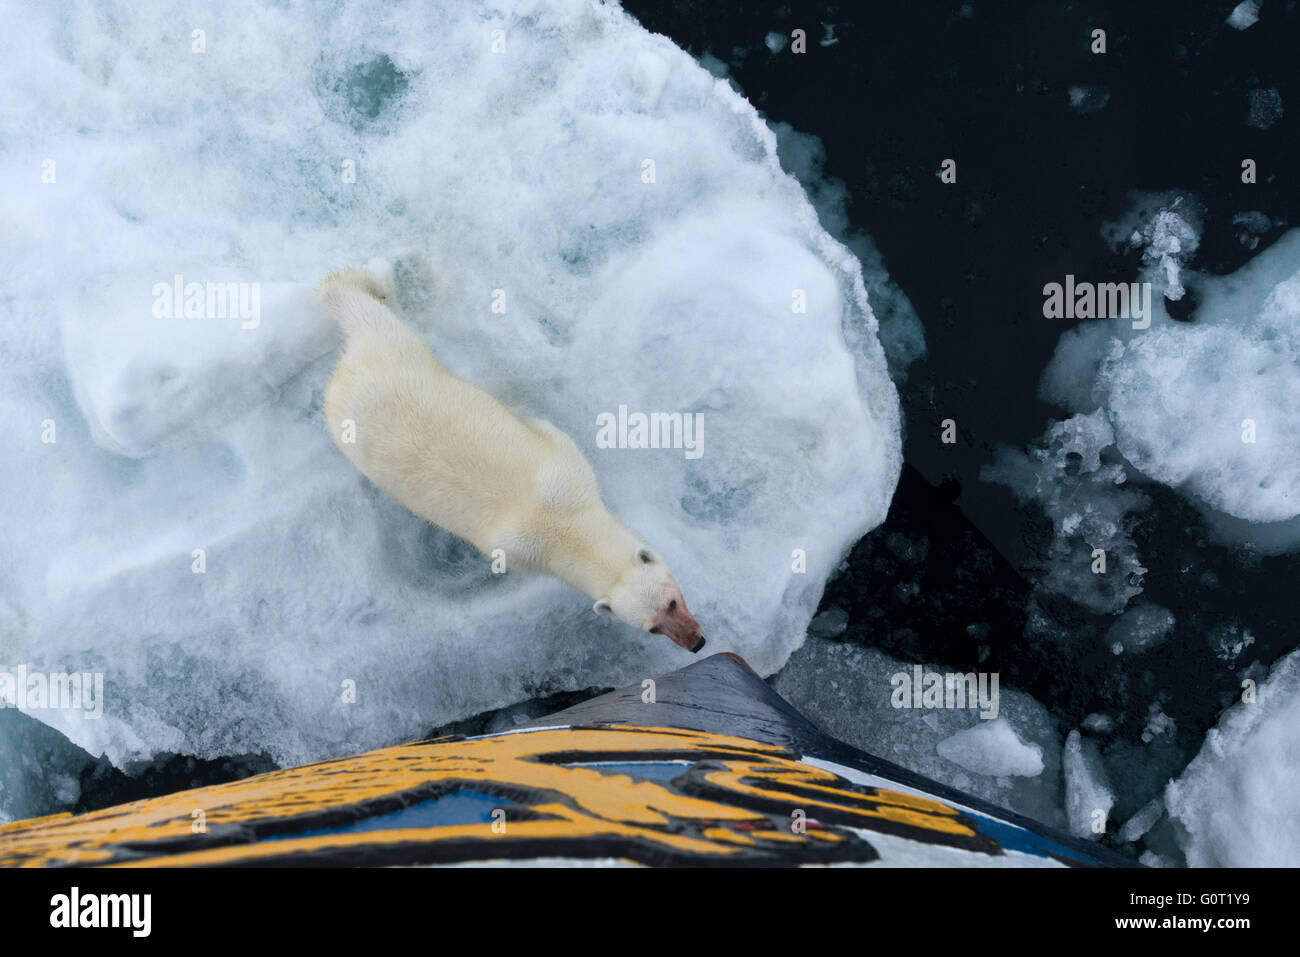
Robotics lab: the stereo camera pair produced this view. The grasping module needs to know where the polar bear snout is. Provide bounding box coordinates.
[648,589,705,653]
[597,564,706,652]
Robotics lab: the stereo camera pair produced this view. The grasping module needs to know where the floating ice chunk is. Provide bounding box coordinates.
[807,605,849,638]
[1105,602,1175,655]
[1118,796,1164,843]
[0,710,91,823]
[1100,238,1300,524]
[1246,87,1284,129]
[1233,210,1274,249]
[1142,214,1199,300]
[0,0,901,767]
[1100,728,1186,840]
[773,640,1067,827]
[1226,0,1262,29]
[1101,193,1201,300]
[1209,623,1256,662]
[1067,85,1110,114]
[696,52,729,78]
[1081,714,1113,735]
[935,718,1045,777]
[765,31,787,53]
[1063,729,1116,838]
[1102,324,1300,521]
[1166,647,1300,866]
[983,410,1149,614]
[1141,703,1176,744]
[1233,210,1272,233]
[1045,195,1300,545]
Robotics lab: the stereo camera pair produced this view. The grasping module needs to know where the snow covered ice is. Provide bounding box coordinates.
[1062,729,1115,839]
[1166,648,1300,867]
[1040,199,1300,545]
[935,719,1045,779]
[982,191,1300,861]
[1226,0,1262,31]
[0,0,901,767]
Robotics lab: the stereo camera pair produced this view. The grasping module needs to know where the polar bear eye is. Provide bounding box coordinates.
[636,548,654,564]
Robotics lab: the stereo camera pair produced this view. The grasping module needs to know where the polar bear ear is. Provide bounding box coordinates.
[593,599,614,618]
[636,547,655,564]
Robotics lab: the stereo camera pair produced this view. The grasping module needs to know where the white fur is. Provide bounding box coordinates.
[316,268,703,648]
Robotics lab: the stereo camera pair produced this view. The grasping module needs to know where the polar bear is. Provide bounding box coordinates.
[316,267,705,652]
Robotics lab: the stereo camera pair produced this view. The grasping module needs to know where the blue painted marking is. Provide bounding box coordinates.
[968,811,1093,863]
[264,789,513,840]
[564,760,693,782]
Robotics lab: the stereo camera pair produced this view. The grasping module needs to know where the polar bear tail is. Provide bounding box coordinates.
[315,266,398,335]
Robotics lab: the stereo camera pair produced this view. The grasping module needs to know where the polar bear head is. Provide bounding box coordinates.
[594,547,704,652]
